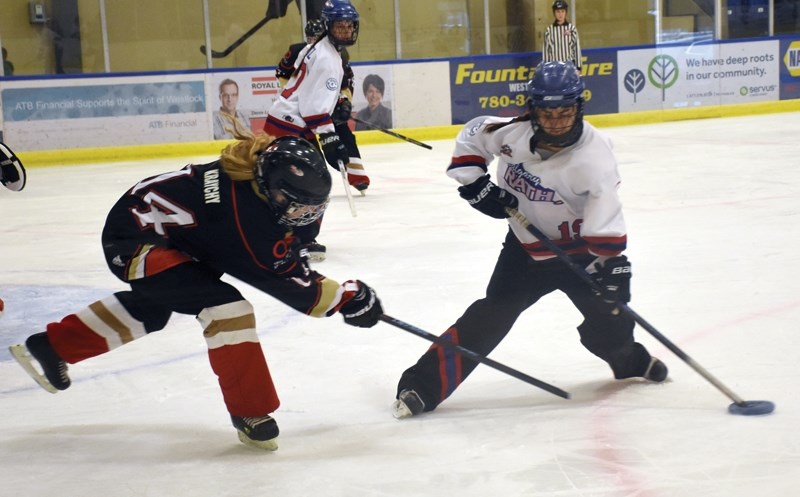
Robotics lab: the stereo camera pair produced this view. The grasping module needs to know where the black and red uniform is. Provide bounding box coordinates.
[45,160,359,418]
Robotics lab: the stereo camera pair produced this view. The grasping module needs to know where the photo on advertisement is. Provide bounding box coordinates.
[351,65,394,131]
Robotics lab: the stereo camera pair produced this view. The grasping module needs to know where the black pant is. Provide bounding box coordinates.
[397,229,651,411]
[115,262,244,333]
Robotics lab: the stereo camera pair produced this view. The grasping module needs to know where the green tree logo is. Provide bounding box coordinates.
[648,55,679,102]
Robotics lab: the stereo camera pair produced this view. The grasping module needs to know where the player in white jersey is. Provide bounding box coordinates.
[263,0,359,261]
[392,61,667,418]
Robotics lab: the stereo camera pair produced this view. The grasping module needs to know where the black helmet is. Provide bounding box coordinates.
[321,0,359,47]
[305,19,325,39]
[527,61,585,148]
[552,0,568,11]
[255,136,331,227]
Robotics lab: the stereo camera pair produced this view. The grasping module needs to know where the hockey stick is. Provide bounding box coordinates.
[351,117,433,150]
[379,314,570,399]
[200,16,270,58]
[337,160,357,217]
[506,208,774,415]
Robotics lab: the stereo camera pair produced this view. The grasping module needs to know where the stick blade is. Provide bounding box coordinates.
[199,45,207,55]
[728,400,775,416]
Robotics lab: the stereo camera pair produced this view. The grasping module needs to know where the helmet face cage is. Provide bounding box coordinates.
[278,196,330,227]
[305,19,325,40]
[254,137,332,227]
[527,61,585,148]
[321,0,360,47]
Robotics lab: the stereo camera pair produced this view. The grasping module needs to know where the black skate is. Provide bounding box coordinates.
[392,389,426,419]
[9,332,71,393]
[299,241,326,262]
[231,415,280,451]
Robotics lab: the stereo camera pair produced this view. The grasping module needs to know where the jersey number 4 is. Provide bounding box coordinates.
[130,169,197,235]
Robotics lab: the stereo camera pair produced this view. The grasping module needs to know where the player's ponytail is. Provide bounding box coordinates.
[219,117,275,181]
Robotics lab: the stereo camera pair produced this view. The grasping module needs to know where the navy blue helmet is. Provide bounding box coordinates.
[552,0,568,11]
[321,0,359,47]
[527,61,585,148]
[255,136,331,227]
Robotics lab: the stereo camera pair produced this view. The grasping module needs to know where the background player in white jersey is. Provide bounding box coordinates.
[0,141,26,192]
[392,61,667,418]
[8,129,383,451]
[264,0,360,261]
[275,18,370,193]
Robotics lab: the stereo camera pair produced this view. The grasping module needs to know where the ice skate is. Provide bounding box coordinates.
[392,389,425,419]
[299,241,326,262]
[231,414,280,451]
[9,332,71,393]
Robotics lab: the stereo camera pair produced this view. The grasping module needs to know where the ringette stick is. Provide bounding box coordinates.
[200,16,270,58]
[351,117,433,150]
[337,160,357,217]
[379,314,570,399]
[506,208,774,415]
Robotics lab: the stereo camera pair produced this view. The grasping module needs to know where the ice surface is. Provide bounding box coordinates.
[1,113,799,497]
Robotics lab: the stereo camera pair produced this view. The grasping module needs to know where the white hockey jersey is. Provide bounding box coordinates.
[266,36,343,136]
[447,116,626,260]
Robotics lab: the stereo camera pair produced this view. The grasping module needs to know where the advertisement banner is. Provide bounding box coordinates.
[779,37,800,100]
[210,64,395,137]
[1,79,207,150]
[617,40,779,112]
[448,51,618,125]
[209,71,280,140]
[350,64,394,132]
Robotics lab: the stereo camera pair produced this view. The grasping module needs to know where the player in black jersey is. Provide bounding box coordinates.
[8,128,383,451]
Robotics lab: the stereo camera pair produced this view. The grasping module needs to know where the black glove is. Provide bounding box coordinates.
[332,98,352,126]
[591,256,632,305]
[458,175,518,219]
[319,132,349,170]
[339,280,383,328]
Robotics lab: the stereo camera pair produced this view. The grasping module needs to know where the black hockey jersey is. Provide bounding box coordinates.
[101,161,344,317]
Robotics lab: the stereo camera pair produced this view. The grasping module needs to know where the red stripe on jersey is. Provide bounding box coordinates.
[449,154,487,169]
[230,182,271,271]
[263,116,315,141]
[582,235,627,256]
[304,113,333,128]
[144,246,192,277]
[47,314,109,364]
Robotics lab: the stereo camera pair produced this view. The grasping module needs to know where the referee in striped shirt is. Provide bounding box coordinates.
[543,0,582,71]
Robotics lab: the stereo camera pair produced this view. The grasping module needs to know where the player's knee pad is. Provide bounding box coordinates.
[114,290,172,332]
[77,294,152,351]
[197,300,259,350]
